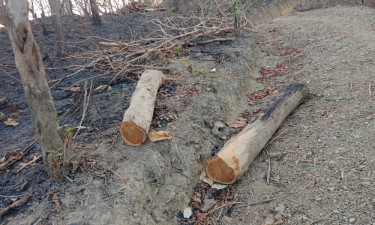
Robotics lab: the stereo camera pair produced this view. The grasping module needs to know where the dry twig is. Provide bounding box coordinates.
[0,194,31,217]
[17,155,42,173]
[50,4,255,88]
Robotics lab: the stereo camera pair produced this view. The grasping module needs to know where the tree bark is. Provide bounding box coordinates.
[62,0,74,15]
[30,1,38,20]
[120,70,165,146]
[206,84,309,184]
[90,0,101,26]
[48,0,66,56]
[1,0,64,176]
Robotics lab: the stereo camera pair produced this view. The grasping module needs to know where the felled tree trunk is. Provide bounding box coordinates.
[120,70,165,146]
[0,0,64,177]
[206,84,309,184]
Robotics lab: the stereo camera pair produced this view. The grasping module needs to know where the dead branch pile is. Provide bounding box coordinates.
[50,1,255,87]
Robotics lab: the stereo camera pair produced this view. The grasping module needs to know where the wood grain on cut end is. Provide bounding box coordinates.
[206,157,236,184]
[120,121,146,146]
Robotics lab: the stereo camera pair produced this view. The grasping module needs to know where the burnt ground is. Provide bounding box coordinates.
[1,2,375,225]
[0,8,259,225]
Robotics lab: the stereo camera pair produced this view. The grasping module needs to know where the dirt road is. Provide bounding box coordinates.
[225,6,375,225]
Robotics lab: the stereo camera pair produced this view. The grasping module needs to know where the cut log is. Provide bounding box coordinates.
[120,70,165,146]
[206,84,309,184]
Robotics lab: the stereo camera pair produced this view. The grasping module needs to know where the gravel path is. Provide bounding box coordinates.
[226,6,375,225]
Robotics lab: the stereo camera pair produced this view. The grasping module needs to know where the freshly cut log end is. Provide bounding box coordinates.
[120,121,146,146]
[206,157,236,184]
[206,83,309,184]
[120,69,165,146]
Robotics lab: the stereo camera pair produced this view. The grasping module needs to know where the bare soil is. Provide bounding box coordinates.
[1,2,375,225]
[203,5,375,225]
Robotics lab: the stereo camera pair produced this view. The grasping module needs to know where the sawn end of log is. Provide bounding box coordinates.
[120,69,165,146]
[206,83,309,184]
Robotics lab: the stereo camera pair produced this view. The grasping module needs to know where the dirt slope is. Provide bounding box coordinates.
[213,6,375,225]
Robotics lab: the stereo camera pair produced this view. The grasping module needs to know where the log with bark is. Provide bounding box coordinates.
[120,70,165,146]
[206,84,309,184]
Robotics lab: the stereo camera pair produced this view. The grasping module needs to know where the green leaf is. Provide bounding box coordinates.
[66,126,86,135]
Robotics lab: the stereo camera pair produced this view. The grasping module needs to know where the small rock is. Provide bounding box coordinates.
[358,164,366,169]
[366,116,372,120]
[317,139,322,143]
[275,204,285,212]
[333,209,340,214]
[262,214,275,225]
[211,126,220,136]
[212,183,227,190]
[214,121,226,129]
[201,199,216,212]
[348,218,356,223]
[363,181,371,186]
[192,196,201,203]
[183,207,192,218]
[332,136,338,140]
[274,214,283,221]
[222,216,233,223]
[195,53,203,58]
[301,216,308,221]
[0,112,4,121]
[315,196,322,201]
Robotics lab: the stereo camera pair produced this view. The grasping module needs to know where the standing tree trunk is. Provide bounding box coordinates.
[30,1,38,20]
[48,0,66,56]
[90,0,101,26]
[0,0,64,178]
[62,0,74,15]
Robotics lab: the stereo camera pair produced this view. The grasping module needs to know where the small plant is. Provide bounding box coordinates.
[174,45,182,57]
[234,11,240,20]
[197,3,202,11]
[48,125,85,181]
[209,75,214,87]
[187,62,194,73]
[198,67,208,74]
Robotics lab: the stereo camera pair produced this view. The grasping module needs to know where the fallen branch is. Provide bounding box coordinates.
[0,140,37,172]
[207,198,275,216]
[206,84,309,184]
[0,194,31,217]
[17,155,42,173]
[55,5,255,88]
